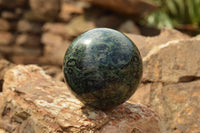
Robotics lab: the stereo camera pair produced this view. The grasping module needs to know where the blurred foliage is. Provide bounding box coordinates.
[146,0,200,30]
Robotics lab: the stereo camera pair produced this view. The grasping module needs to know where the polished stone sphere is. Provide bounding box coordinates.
[63,28,143,110]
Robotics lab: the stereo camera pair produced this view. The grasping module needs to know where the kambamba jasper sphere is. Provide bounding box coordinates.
[63,28,143,110]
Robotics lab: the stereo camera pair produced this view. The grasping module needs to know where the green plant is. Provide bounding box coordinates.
[146,0,200,29]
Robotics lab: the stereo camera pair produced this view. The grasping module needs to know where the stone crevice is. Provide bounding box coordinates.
[178,75,200,83]
[0,79,3,92]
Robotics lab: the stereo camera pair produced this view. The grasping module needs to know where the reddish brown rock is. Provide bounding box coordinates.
[0,60,14,116]
[0,59,14,80]
[41,32,63,46]
[126,28,190,58]
[42,65,63,81]
[94,14,124,29]
[29,0,61,21]
[175,88,200,133]
[119,20,140,34]
[9,56,44,65]
[65,15,96,37]
[16,34,41,48]
[0,93,3,114]
[0,31,14,45]
[142,36,200,83]
[126,29,199,83]
[143,81,199,133]
[0,128,5,133]
[17,20,42,34]
[59,2,84,21]
[130,80,200,133]
[0,19,10,31]
[22,11,38,21]
[1,65,164,132]
[42,23,71,39]
[0,46,41,56]
[41,32,70,65]
[0,0,27,8]
[1,11,17,20]
[80,0,157,15]
[16,0,27,6]
[129,30,200,133]
[129,83,151,106]
[0,0,17,8]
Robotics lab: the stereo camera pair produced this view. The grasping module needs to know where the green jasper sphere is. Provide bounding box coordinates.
[63,28,143,110]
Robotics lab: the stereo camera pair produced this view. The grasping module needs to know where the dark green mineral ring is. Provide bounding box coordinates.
[63,28,143,110]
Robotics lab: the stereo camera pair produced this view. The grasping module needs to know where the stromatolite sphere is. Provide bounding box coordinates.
[63,28,143,110]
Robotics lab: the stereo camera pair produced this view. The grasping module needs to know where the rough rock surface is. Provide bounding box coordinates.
[127,29,199,83]
[131,81,200,133]
[0,59,14,80]
[129,30,200,133]
[41,65,63,81]
[126,28,190,58]
[0,65,164,133]
[143,37,200,83]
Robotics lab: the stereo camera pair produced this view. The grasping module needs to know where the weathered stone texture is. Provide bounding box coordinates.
[143,38,200,83]
[0,59,14,80]
[1,65,164,133]
[129,30,200,133]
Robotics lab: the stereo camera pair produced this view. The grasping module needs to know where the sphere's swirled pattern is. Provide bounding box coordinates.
[63,28,143,110]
